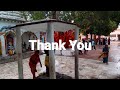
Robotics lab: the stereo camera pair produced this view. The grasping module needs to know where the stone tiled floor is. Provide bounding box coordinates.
[56,56,120,79]
[78,41,120,62]
[109,41,120,63]
[0,55,120,79]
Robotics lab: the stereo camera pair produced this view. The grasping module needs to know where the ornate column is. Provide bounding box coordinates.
[0,35,6,57]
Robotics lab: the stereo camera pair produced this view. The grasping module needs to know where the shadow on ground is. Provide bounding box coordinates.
[36,72,73,79]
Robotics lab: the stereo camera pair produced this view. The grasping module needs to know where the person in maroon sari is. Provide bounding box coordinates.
[29,50,42,79]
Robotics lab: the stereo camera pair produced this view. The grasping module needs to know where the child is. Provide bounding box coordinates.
[92,39,96,50]
[44,50,49,77]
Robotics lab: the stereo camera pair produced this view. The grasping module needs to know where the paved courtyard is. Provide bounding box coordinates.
[0,55,120,79]
[79,41,120,62]
[0,41,120,79]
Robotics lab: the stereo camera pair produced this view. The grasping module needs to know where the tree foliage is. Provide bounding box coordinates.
[19,11,120,36]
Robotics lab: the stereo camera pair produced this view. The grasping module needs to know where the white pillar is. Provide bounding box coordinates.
[47,22,56,79]
[16,27,24,79]
[75,27,79,79]
[1,35,6,57]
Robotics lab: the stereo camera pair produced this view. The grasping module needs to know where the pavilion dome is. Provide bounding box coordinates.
[0,11,25,21]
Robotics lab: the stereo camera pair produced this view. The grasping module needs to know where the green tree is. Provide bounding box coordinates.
[19,11,119,36]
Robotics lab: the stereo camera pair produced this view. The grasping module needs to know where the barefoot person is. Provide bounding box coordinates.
[91,39,96,50]
[102,45,109,64]
[29,50,42,79]
[98,45,109,65]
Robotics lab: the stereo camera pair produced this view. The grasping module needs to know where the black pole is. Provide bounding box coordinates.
[90,29,92,41]
[91,33,92,41]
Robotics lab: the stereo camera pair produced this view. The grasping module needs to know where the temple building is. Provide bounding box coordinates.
[110,24,120,41]
[0,11,46,57]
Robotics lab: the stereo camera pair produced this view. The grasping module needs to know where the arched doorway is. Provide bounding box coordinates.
[40,32,46,43]
[21,31,37,52]
[118,35,120,41]
[5,32,15,55]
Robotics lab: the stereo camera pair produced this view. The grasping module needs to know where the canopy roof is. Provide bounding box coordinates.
[9,18,80,79]
[10,19,80,32]
[110,29,120,35]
